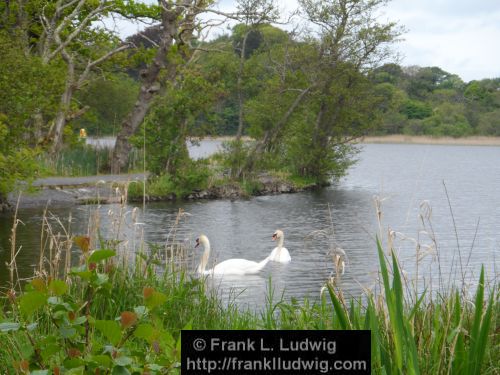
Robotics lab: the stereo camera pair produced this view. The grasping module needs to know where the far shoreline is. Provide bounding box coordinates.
[90,135,500,148]
[190,135,500,147]
[359,135,500,146]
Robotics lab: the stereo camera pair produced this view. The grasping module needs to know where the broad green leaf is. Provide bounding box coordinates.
[40,337,60,362]
[94,320,122,346]
[60,325,77,339]
[114,356,133,366]
[112,366,131,375]
[47,296,63,305]
[148,364,163,371]
[145,291,167,310]
[134,323,154,341]
[66,366,85,375]
[70,266,92,280]
[89,354,112,368]
[49,279,68,296]
[93,273,109,286]
[31,371,49,375]
[73,316,87,325]
[19,291,47,317]
[88,249,116,263]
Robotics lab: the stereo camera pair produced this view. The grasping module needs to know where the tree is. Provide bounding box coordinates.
[232,0,279,140]
[37,0,133,154]
[135,66,221,176]
[0,30,64,206]
[1,0,138,154]
[295,0,402,182]
[111,0,209,173]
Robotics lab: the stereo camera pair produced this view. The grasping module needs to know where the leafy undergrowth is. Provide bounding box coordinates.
[0,236,498,374]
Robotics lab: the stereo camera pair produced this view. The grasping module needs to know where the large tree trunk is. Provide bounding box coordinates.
[111,6,180,174]
[48,51,75,155]
[235,31,249,141]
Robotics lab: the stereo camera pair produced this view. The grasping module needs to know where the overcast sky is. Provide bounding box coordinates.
[117,0,500,82]
[382,0,500,82]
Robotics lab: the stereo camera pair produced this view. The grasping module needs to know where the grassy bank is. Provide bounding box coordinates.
[126,170,318,201]
[0,206,498,374]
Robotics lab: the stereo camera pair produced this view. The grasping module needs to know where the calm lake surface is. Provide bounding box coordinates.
[1,142,499,309]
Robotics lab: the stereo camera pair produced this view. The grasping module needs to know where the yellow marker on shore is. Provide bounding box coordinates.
[79,128,87,138]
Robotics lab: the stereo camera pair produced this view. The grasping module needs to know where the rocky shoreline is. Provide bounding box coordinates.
[4,173,319,211]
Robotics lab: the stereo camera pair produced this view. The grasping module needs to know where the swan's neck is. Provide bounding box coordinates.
[199,241,210,273]
[277,236,284,251]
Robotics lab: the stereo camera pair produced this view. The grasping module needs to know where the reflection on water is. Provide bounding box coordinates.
[1,143,499,310]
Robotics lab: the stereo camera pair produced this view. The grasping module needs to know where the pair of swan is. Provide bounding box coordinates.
[195,230,291,275]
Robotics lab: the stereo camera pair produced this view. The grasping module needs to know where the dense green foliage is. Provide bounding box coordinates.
[372,65,500,136]
[75,75,140,136]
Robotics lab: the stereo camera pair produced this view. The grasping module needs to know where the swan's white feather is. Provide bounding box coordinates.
[269,246,291,263]
[196,235,270,275]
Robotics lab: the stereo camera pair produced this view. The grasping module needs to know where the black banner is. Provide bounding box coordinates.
[181,330,370,374]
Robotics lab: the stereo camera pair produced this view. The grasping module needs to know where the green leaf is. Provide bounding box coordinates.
[64,357,85,370]
[148,364,164,371]
[468,266,485,374]
[88,249,116,263]
[89,354,112,368]
[31,371,49,375]
[47,296,63,305]
[327,285,350,329]
[66,367,85,375]
[60,325,77,339]
[70,266,92,280]
[134,323,154,342]
[94,320,122,346]
[114,356,133,366]
[73,316,87,325]
[95,273,110,286]
[0,322,21,332]
[49,279,68,296]
[19,291,47,317]
[145,291,167,310]
[112,366,131,375]
[40,337,60,363]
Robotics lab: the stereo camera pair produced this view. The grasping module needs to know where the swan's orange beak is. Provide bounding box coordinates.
[195,238,200,248]
[272,233,277,241]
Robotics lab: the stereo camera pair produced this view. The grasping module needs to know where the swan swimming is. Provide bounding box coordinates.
[195,235,270,275]
[269,230,291,263]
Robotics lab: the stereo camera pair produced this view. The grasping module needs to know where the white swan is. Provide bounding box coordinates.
[269,230,291,263]
[195,235,270,275]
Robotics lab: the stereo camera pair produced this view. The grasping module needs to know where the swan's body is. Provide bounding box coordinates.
[195,235,270,275]
[269,230,291,263]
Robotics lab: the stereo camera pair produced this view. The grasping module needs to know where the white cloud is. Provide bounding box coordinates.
[384,0,500,81]
[113,0,500,81]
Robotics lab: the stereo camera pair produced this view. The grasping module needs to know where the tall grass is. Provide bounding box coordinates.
[0,199,498,373]
[38,144,143,176]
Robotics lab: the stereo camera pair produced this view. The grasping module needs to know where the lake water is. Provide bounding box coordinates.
[1,142,499,309]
